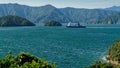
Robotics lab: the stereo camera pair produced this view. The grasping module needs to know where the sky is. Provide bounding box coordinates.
[0,0,120,9]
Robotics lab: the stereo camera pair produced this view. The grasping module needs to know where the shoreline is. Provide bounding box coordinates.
[102,55,120,66]
[101,56,109,62]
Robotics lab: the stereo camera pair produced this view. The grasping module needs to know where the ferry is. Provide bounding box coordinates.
[66,22,86,28]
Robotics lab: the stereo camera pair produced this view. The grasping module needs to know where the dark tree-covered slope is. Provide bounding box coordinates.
[0,15,35,26]
[44,20,62,26]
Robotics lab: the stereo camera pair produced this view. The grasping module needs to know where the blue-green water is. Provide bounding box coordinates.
[0,25,120,68]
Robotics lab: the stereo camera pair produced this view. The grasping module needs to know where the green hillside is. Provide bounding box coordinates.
[60,8,119,24]
[101,14,120,24]
[0,15,35,26]
[0,3,119,24]
[85,39,120,68]
[0,51,55,68]
[44,20,62,26]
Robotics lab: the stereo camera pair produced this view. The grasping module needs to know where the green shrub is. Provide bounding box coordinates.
[85,39,120,68]
[85,61,114,68]
[108,39,120,62]
[0,51,56,68]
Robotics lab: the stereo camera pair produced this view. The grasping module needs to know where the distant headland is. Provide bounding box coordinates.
[0,15,35,27]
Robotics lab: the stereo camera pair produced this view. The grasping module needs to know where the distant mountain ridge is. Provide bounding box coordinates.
[60,7,119,24]
[105,6,120,12]
[0,3,70,23]
[0,3,119,24]
[100,13,120,24]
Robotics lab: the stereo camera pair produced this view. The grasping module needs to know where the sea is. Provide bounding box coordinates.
[0,24,120,68]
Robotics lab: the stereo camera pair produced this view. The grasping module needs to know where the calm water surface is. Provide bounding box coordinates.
[0,24,120,68]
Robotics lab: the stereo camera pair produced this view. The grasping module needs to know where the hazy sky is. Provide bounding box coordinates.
[0,0,120,9]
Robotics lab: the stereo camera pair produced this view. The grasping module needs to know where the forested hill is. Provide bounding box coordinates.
[60,7,119,24]
[0,15,35,26]
[85,39,120,68]
[0,3,119,24]
[100,13,120,24]
[0,4,70,23]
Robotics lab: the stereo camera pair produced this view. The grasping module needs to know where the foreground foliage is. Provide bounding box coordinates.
[0,51,56,68]
[108,39,120,63]
[85,39,120,68]
[85,61,115,68]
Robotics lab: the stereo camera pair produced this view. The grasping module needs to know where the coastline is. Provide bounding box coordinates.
[102,56,109,62]
[102,55,120,66]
